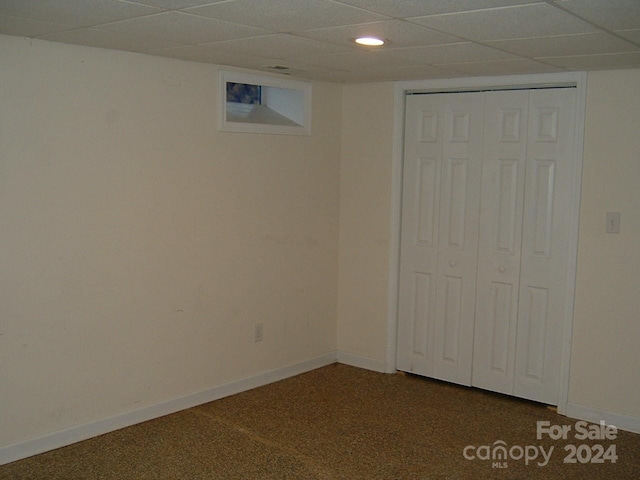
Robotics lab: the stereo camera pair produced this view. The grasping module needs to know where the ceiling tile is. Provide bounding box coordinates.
[356,64,461,81]
[151,48,340,81]
[386,42,519,65]
[185,0,388,32]
[0,0,161,28]
[0,15,75,37]
[130,0,228,9]
[39,27,169,53]
[148,44,269,66]
[442,58,563,76]
[333,0,541,18]
[539,52,640,69]
[241,58,344,77]
[553,0,640,31]
[410,3,599,41]
[97,11,269,49]
[486,32,640,57]
[202,34,351,59]
[615,29,640,44]
[294,19,463,49]
[313,62,460,83]
[291,70,365,83]
[299,50,421,71]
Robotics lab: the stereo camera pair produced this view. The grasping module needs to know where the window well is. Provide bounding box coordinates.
[220,71,311,135]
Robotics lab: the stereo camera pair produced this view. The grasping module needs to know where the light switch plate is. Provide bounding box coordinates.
[606,211,621,234]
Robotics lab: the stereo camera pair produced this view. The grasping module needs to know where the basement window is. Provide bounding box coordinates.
[220,71,311,136]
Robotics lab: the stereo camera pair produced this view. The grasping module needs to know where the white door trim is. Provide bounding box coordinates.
[386,72,587,415]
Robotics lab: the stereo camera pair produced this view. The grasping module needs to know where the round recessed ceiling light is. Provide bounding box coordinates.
[354,36,385,46]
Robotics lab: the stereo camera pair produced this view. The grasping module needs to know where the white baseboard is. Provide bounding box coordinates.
[336,350,388,373]
[0,352,337,466]
[565,403,640,435]
[9,355,636,467]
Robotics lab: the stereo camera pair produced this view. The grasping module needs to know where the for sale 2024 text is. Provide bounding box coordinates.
[462,420,618,468]
[537,420,618,465]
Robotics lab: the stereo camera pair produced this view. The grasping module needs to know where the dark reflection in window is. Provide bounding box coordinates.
[226,82,262,104]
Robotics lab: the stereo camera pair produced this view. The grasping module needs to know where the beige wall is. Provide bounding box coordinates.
[337,83,395,368]
[2,30,639,452]
[336,70,640,424]
[0,35,341,448]
[569,69,640,418]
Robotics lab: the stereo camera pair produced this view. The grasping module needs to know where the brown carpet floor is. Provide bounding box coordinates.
[1,363,639,479]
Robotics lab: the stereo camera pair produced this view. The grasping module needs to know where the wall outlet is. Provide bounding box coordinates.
[606,211,621,234]
[254,323,264,343]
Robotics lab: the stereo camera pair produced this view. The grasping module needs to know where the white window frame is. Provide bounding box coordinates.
[219,70,312,136]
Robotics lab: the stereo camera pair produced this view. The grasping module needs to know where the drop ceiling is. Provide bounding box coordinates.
[1,0,639,83]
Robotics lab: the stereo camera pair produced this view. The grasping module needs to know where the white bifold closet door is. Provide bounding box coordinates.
[396,87,577,406]
[396,92,485,386]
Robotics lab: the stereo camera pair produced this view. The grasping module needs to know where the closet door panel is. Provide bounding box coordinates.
[432,93,484,386]
[472,91,528,394]
[514,88,576,404]
[396,95,446,375]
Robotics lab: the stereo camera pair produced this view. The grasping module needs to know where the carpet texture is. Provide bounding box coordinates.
[1,363,639,479]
